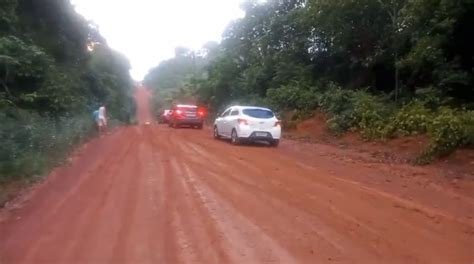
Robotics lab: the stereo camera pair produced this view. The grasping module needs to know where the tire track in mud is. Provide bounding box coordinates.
[146,126,182,263]
[65,128,140,262]
[108,132,143,263]
[179,163,298,263]
[179,150,375,263]
[173,133,473,263]
[173,139,367,262]
[148,126,231,263]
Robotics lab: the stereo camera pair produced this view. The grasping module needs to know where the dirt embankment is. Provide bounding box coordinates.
[285,112,474,179]
[0,88,472,263]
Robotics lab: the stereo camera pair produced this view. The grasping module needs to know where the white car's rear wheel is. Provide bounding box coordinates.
[213,126,220,139]
[270,139,280,147]
[231,129,240,145]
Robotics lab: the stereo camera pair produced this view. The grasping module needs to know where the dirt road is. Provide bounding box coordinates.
[1,88,473,264]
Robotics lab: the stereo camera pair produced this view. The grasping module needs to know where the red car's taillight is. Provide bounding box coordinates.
[173,109,184,119]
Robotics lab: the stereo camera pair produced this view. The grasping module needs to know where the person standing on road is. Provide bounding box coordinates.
[97,104,107,134]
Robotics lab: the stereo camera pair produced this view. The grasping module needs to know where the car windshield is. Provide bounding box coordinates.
[242,108,274,119]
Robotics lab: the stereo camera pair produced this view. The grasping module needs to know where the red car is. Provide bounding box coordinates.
[159,109,172,123]
[169,104,206,129]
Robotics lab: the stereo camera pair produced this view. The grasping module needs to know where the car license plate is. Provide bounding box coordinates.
[256,132,268,137]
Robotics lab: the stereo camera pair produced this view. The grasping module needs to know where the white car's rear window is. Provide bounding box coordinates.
[242,109,274,119]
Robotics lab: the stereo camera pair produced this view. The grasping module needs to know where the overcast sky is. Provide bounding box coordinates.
[71,0,245,80]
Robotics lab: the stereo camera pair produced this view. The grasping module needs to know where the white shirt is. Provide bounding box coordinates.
[98,106,106,119]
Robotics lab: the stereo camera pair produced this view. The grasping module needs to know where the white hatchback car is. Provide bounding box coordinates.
[213,106,281,146]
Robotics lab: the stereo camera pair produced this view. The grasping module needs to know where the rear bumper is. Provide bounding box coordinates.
[247,132,276,142]
[174,118,203,125]
[237,126,281,140]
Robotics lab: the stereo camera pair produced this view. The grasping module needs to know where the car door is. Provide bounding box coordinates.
[227,109,240,133]
[222,108,235,136]
[216,108,231,137]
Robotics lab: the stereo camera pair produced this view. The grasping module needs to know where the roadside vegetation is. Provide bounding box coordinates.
[145,0,473,162]
[0,0,135,195]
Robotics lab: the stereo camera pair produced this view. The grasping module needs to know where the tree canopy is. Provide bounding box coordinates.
[145,0,473,110]
[1,0,135,117]
[1,0,135,181]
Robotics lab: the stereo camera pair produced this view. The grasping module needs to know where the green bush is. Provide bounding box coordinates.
[386,100,433,137]
[0,109,95,182]
[415,108,474,163]
[307,85,472,161]
[462,110,474,146]
[321,89,393,138]
[266,81,320,112]
[319,84,351,115]
[320,86,356,134]
[350,90,393,139]
[326,115,352,135]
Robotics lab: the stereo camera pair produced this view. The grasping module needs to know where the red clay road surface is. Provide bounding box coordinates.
[0,88,473,264]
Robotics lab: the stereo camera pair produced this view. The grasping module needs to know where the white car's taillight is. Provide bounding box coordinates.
[238,118,249,125]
